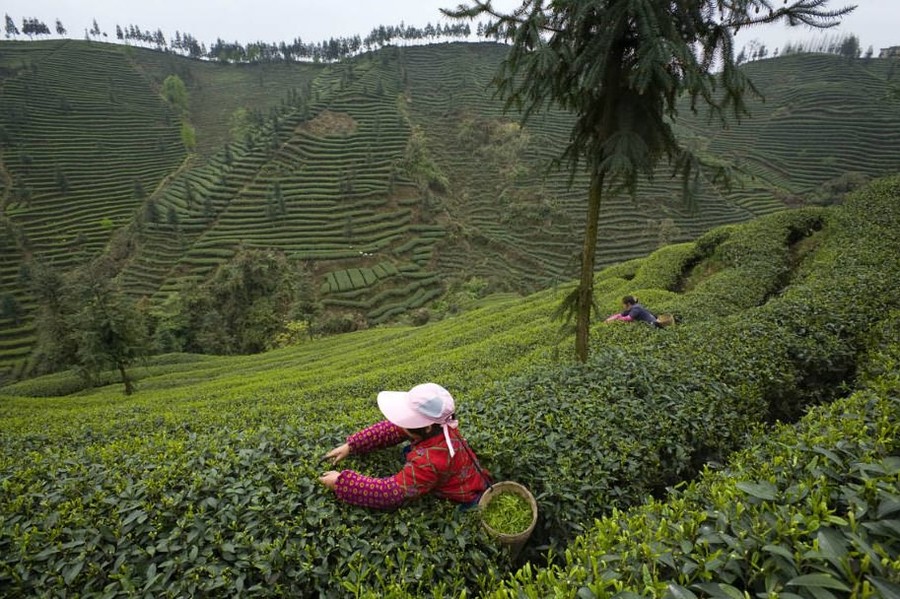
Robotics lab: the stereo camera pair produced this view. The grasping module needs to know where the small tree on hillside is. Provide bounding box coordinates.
[291,266,321,341]
[30,259,148,393]
[839,33,860,61]
[4,14,18,38]
[72,260,148,395]
[272,181,286,216]
[446,0,853,362]
[144,199,159,224]
[180,121,197,152]
[21,18,50,39]
[29,261,79,374]
[55,19,66,36]
[184,180,195,209]
[55,165,70,195]
[1,294,23,325]
[161,74,189,114]
[76,268,148,395]
[166,205,180,229]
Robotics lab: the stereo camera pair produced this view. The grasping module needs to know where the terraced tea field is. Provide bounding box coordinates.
[1,41,899,381]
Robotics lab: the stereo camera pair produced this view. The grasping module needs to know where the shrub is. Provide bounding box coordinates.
[490,361,900,597]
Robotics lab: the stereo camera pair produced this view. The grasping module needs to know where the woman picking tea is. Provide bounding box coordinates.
[318,382,490,510]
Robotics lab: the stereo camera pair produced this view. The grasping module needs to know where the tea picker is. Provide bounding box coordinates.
[318,383,491,510]
[605,295,674,328]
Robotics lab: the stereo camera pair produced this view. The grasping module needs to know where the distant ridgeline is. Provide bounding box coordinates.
[1,39,899,380]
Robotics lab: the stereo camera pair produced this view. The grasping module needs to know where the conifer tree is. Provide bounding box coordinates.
[74,260,147,395]
[4,14,18,38]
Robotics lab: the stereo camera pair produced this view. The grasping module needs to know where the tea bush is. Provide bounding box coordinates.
[489,327,900,598]
[0,176,897,596]
[668,208,827,323]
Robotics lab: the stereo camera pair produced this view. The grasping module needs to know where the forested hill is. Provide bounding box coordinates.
[1,39,900,380]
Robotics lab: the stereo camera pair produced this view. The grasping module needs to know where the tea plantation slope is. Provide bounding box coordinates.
[0,40,184,375]
[1,175,899,596]
[4,44,900,384]
[107,48,450,333]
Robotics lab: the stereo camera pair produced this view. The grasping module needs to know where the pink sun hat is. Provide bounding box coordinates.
[377,383,459,456]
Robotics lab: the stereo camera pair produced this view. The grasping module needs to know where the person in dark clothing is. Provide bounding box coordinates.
[605,295,662,327]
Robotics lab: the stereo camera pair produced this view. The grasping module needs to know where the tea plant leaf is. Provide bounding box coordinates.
[62,560,84,585]
[665,583,698,599]
[762,544,795,563]
[735,481,777,501]
[812,447,843,466]
[690,582,744,599]
[876,495,900,519]
[868,576,900,599]
[815,528,848,562]
[882,456,900,475]
[786,573,851,592]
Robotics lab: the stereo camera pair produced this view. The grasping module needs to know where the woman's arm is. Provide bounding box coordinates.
[346,420,408,455]
[319,445,444,509]
[330,470,407,510]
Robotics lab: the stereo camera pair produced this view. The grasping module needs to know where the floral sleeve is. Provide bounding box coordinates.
[347,420,408,455]
[333,470,406,510]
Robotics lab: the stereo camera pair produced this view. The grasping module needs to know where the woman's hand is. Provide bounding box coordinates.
[323,443,351,465]
[319,470,340,489]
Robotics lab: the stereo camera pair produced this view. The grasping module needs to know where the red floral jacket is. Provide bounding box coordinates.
[333,420,489,510]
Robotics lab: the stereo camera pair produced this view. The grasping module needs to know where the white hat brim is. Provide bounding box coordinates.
[377,391,433,428]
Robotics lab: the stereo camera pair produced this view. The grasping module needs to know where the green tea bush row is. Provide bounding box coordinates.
[663,208,827,323]
[321,263,399,294]
[490,324,900,597]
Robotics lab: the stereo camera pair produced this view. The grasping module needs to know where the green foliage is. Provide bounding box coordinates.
[490,354,900,598]
[74,282,147,395]
[0,97,898,599]
[0,176,896,595]
[28,259,148,394]
[3,42,900,376]
[176,248,306,354]
[671,208,828,322]
[229,107,252,142]
[445,0,852,361]
[0,294,22,324]
[180,120,197,152]
[400,125,448,192]
[161,74,189,113]
[483,491,533,535]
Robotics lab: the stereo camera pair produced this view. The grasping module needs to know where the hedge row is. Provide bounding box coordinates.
[320,262,400,294]
[490,315,900,597]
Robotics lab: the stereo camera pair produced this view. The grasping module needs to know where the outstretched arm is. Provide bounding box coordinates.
[323,420,408,465]
[320,470,406,510]
[347,420,408,454]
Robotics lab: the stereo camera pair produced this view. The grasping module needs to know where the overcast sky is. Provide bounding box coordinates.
[4,1,897,55]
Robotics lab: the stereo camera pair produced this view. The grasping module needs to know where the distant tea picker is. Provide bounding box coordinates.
[318,383,491,509]
[605,295,674,328]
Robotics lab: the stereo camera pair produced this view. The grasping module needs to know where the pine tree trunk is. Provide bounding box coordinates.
[575,171,604,362]
[118,362,134,395]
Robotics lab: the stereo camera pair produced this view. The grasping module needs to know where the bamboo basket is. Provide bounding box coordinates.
[478,481,538,560]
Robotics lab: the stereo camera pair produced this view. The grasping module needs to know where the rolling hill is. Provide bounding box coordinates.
[1,40,899,381]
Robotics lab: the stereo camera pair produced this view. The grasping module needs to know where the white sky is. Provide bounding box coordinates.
[3,1,897,54]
